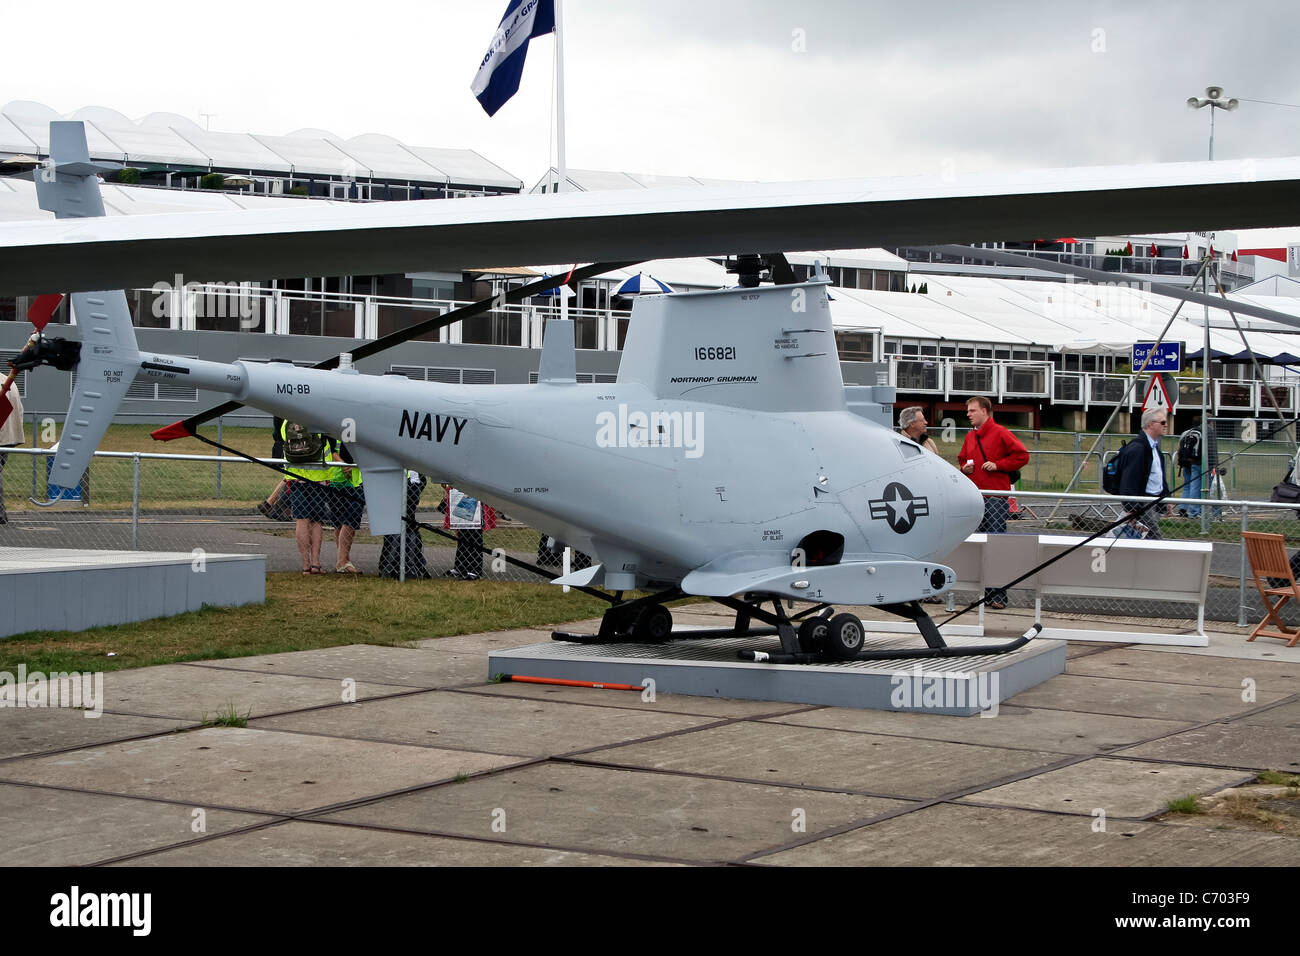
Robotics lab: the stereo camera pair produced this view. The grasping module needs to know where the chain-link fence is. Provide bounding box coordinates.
[3,444,1300,629]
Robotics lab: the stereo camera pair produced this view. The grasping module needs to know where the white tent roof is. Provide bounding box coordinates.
[0,101,521,188]
[172,128,293,173]
[70,112,211,168]
[399,146,521,190]
[840,275,1300,361]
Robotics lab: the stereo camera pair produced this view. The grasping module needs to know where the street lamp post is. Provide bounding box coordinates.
[1187,87,1237,528]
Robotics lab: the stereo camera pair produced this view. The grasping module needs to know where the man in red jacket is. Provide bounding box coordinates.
[957,396,1030,609]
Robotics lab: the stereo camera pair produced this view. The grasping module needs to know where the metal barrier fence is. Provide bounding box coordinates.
[1,446,1298,628]
[0,447,579,585]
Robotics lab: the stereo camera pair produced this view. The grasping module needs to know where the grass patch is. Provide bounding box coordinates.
[1166,795,1203,814]
[0,573,617,675]
[202,703,251,728]
[1257,770,1300,788]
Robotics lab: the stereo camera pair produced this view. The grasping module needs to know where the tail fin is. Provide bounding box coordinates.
[32,122,141,500]
[616,280,845,412]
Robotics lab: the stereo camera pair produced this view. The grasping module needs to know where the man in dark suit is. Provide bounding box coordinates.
[1115,408,1170,539]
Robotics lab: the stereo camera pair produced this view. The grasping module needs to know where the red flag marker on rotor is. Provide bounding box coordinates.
[27,294,64,331]
[151,420,194,442]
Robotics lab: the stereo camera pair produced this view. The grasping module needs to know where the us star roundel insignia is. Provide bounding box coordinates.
[868,482,929,534]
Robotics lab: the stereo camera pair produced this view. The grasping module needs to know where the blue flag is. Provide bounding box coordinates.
[472,0,556,117]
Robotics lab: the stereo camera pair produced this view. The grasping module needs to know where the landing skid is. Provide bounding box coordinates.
[551,591,1040,663]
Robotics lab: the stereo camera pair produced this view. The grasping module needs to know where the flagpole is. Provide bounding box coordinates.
[554,0,569,325]
[554,0,567,195]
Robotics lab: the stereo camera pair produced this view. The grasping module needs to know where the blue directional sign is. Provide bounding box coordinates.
[1133,341,1182,372]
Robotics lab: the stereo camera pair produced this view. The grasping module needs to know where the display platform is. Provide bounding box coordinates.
[0,548,265,638]
[489,628,1066,716]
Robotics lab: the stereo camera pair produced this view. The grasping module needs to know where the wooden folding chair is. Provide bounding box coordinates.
[1242,531,1300,647]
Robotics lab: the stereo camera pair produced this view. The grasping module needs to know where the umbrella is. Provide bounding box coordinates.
[535,274,575,298]
[615,273,674,296]
[1150,243,1159,257]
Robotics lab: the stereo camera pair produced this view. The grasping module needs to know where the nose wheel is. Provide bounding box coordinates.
[822,613,865,660]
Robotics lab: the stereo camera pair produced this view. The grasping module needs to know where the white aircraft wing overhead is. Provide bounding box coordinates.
[2,157,1300,295]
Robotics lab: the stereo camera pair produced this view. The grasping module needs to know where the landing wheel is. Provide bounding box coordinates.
[823,613,865,661]
[633,605,673,642]
[797,617,829,654]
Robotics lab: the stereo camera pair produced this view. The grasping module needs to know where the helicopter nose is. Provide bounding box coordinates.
[955,470,985,519]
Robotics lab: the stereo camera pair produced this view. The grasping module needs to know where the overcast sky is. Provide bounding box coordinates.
[7,0,1300,240]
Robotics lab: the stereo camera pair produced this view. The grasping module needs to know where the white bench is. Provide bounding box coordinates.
[937,533,1212,647]
[1032,534,1211,646]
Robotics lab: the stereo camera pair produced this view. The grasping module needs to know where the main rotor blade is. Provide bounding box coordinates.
[155,260,638,439]
[7,157,1300,296]
[923,244,1300,330]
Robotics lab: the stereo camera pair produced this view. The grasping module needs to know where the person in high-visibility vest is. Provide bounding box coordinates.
[281,421,334,574]
[329,443,365,573]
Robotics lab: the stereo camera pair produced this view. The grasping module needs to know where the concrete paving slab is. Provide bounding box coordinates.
[115,820,684,866]
[320,762,907,863]
[0,727,519,815]
[462,682,812,718]
[251,691,716,757]
[1138,627,1300,664]
[0,708,190,760]
[963,757,1251,817]
[185,643,501,689]
[1067,647,1300,693]
[1116,724,1300,772]
[1239,699,1300,729]
[764,705,1191,755]
[1006,674,1286,721]
[0,782,274,866]
[1064,642,1124,660]
[755,803,1296,866]
[589,721,1067,798]
[93,664,413,721]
